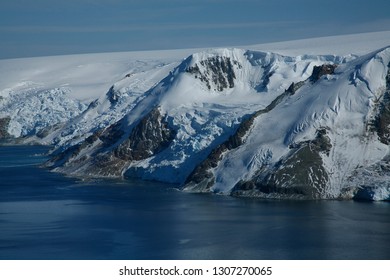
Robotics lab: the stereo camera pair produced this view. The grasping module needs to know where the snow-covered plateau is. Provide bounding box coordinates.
[1,31,390,201]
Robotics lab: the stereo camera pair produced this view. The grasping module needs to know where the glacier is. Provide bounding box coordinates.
[1,32,390,201]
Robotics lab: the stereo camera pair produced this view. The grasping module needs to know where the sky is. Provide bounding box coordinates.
[1,0,390,59]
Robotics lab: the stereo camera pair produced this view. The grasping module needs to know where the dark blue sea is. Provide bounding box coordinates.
[0,145,389,260]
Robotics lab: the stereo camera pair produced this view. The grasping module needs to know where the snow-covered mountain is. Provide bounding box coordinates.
[1,31,390,201]
[185,47,390,201]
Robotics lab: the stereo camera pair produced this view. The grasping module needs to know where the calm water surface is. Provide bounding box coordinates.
[0,145,389,260]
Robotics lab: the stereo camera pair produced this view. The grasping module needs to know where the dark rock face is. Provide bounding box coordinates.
[186,56,241,91]
[374,63,390,144]
[256,67,274,92]
[309,64,337,82]
[48,107,175,177]
[232,128,332,199]
[285,81,305,95]
[114,107,175,161]
[0,117,11,139]
[106,86,121,105]
[87,99,100,110]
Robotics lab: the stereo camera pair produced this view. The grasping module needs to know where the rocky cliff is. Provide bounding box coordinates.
[0,117,11,139]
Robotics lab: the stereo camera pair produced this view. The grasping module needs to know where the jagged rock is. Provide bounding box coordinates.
[86,107,175,176]
[106,86,121,105]
[285,81,305,94]
[186,56,240,91]
[309,64,337,82]
[99,122,125,148]
[373,63,390,144]
[48,107,175,177]
[114,107,175,161]
[0,117,11,139]
[87,99,99,110]
[256,69,275,92]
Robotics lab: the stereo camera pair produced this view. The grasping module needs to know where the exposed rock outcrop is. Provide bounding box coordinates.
[373,63,390,144]
[285,81,305,95]
[186,56,241,91]
[0,117,11,139]
[106,86,121,105]
[309,64,337,82]
[114,107,175,161]
[47,107,175,177]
